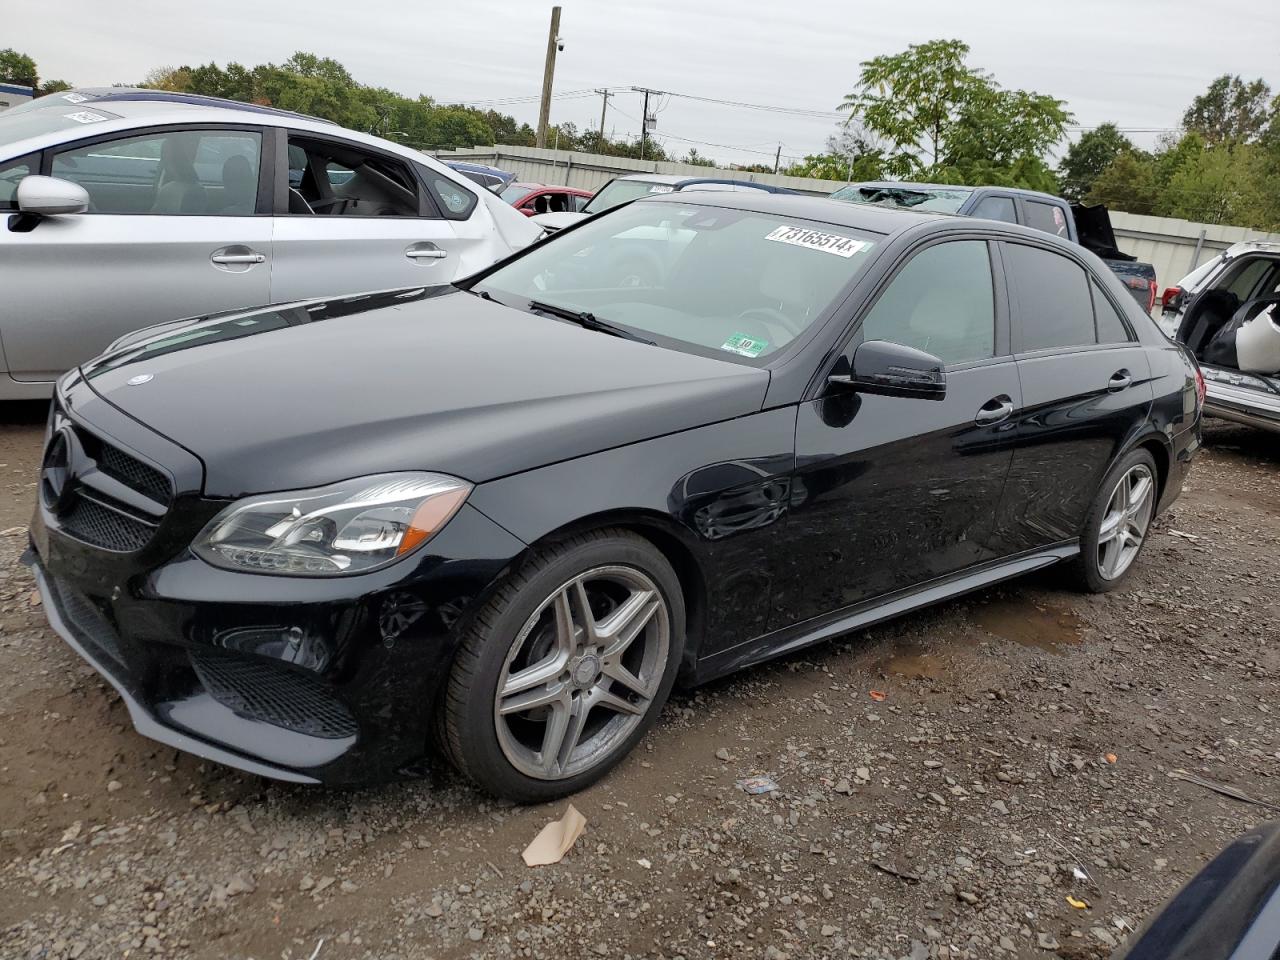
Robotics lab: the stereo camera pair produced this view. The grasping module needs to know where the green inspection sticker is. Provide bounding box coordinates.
[720,333,768,358]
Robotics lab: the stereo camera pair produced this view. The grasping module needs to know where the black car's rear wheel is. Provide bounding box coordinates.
[440,529,684,801]
[1072,448,1158,593]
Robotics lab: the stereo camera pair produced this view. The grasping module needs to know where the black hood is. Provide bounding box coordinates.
[80,288,769,498]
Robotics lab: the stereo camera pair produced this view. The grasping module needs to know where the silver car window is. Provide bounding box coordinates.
[51,129,262,216]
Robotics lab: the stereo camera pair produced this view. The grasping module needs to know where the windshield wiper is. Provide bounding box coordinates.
[527,299,655,345]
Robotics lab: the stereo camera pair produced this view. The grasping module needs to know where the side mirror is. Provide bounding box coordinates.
[17,176,90,216]
[831,339,947,401]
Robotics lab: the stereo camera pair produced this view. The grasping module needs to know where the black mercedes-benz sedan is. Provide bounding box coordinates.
[27,192,1202,799]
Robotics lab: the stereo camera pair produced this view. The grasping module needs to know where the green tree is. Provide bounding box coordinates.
[682,148,717,167]
[1057,123,1135,202]
[1086,151,1159,214]
[840,39,986,177]
[40,79,72,94]
[1183,74,1273,145]
[0,48,38,89]
[840,39,1070,186]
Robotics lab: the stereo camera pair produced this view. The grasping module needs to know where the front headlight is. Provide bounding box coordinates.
[192,472,471,576]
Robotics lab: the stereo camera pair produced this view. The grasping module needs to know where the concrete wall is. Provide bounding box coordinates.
[439,145,1280,292]
[1108,212,1280,291]
[435,144,844,197]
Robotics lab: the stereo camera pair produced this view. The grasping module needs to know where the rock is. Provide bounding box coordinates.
[991,800,1009,815]
[425,903,443,918]
[467,927,484,942]
[923,759,943,769]
[821,924,837,937]
[855,767,871,782]
[1038,932,1060,950]
[957,890,978,905]
[340,880,358,892]
[224,873,255,896]
[999,936,1016,951]
[834,778,854,795]
[715,748,732,761]
[1092,927,1117,947]
[106,780,122,794]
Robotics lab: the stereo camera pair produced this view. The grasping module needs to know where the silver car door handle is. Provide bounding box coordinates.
[1108,370,1133,392]
[974,395,1015,425]
[406,246,448,260]
[211,253,266,265]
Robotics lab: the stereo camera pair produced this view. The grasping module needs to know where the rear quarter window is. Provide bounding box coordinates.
[419,165,477,221]
[1023,200,1071,239]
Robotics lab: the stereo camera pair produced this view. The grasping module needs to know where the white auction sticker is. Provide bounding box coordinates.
[765,225,869,258]
[64,110,109,124]
[61,92,89,103]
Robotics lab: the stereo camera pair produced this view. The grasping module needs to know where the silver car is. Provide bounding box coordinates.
[0,89,541,399]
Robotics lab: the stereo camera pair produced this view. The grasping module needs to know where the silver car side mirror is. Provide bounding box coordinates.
[16,176,90,216]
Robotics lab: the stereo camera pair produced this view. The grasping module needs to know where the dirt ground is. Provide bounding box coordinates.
[1,402,1277,960]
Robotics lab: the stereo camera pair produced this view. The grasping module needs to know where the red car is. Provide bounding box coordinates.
[500,182,593,217]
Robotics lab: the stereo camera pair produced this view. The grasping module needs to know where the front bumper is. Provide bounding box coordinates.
[29,382,526,785]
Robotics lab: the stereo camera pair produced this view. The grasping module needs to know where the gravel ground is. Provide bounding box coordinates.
[1,403,1277,960]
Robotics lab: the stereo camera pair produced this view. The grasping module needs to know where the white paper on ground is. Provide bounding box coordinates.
[521,804,586,867]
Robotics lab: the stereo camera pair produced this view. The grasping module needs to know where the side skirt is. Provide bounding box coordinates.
[693,542,1080,685]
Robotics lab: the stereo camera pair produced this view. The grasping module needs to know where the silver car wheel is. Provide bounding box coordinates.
[1096,463,1155,581]
[494,565,670,781]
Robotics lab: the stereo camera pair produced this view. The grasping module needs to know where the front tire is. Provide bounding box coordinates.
[440,528,685,802]
[1071,448,1159,593]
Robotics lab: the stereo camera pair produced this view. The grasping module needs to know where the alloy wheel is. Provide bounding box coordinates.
[493,565,670,780]
[1096,463,1155,581]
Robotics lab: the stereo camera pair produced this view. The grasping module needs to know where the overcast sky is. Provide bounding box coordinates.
[10,0,1280,166]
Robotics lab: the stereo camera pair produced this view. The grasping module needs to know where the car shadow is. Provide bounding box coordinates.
[1202,420,1280,465]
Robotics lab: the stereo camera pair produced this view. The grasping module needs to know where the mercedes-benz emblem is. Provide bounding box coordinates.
[40,429,74,510]
[127,373,154,385]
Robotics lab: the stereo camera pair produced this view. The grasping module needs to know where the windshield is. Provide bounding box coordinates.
[830,184,973,214]
[582,179,676,214]
[0,103,122,146]
[500,184,535,204]
[473,200,879,363]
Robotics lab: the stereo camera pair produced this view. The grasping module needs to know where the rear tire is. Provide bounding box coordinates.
[1070,448,1159,593]
[440,528,684,802]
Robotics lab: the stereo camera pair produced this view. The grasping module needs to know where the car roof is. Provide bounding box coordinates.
[640,189,948,235]
[446,160,513,175]
[612,172,787,191]
[846,180,1060,202]
[40,87,335,124]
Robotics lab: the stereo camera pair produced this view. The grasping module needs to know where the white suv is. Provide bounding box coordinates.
[0,89,541,399]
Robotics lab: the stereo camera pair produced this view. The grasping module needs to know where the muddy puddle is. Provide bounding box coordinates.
[971,596,1084,651]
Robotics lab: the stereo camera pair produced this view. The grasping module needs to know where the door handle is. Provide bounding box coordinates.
[974,395,1015,425]
[406,244,448,261]
[1108,369,1133,392]
[210,252,266,265]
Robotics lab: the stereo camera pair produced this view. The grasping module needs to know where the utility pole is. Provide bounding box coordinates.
[535,5,562,149]
[773,144,782,175]
[631,86,663,161]
[596,88,613,141]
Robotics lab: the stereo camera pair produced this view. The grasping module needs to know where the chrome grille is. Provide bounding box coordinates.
[42,425,172,553]
[190,651,357,740]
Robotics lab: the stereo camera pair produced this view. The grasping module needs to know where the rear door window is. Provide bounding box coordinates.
[971,195,1016,223]
[286,135,421,217]
[1023,200,1071,239]
[1004,242,1097,352]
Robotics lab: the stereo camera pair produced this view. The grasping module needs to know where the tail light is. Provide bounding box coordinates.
[1147,279,1158,313]
[1161,285,1183,310]
[1194,365,1206,409]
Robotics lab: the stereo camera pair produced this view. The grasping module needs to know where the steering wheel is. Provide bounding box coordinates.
[736,306,805,338]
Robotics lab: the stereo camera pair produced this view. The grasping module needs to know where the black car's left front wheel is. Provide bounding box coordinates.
[440,529,684,802]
